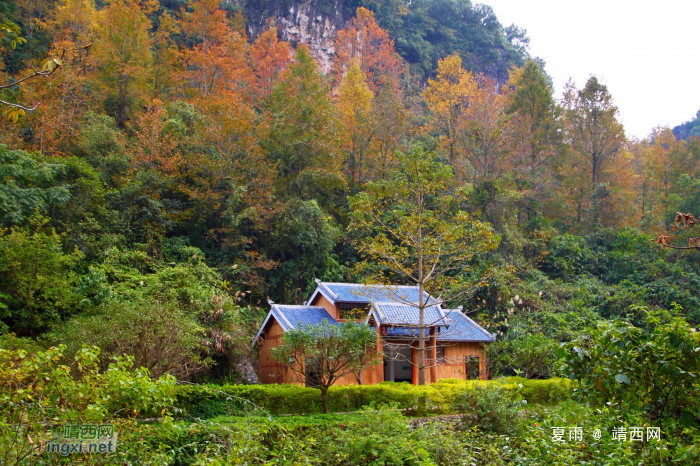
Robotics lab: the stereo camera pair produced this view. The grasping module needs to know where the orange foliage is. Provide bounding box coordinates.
[178,0,253,98]
[333,7,403,93]
[129,99,181,175]
[250,27,291,101]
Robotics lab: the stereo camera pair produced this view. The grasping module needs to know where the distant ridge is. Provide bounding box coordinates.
[672,109,700,140]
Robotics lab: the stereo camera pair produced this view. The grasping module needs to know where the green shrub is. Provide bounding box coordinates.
[175,377,571,418]
[559,306,700,420]
[0,344,176,464]
[498,377,572,404]
[452,383,527,434]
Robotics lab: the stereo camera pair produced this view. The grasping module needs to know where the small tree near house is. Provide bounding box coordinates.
[272,320,380,414]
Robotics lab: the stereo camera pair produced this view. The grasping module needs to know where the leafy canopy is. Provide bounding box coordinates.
[348,144,499,300]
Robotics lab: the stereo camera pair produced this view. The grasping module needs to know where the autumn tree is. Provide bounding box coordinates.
[264,45,343,200]
[424,52,521,222]
[0,0,98,150]
[337,59,373,189]
[93,0,153,127]
[563,77,625,188]
[501,61,561,223]
[250,26,290,102]
[10,0,99,154]
[333,7,403,93]
[367,78,407,180]
[348,145,499,385]
[12,0,51,52]
[506,60,559,166]
[0,2,64,120]
[129,99,181,175]
[45,0,95,46]
[561,77,626,226]
[423,54,475,168]
[152,12,180,96]
[178,0,251,98]
[454,75,516,185]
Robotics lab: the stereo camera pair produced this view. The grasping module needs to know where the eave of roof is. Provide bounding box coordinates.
[448,309,496,342]
[251,303,338,347]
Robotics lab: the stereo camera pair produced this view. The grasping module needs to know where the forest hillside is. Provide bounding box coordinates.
[0,0,698,383]
[2,1,700,464]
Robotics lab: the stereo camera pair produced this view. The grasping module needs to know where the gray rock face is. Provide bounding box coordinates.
[245,0,349,73]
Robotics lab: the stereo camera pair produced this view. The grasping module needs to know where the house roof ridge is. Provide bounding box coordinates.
[274,304,326,308]
[314,278,340,300]
[373,300,438,306]
[322,282,422,289]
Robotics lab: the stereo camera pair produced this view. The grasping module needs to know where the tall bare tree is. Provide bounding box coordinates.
[348,145,499,385]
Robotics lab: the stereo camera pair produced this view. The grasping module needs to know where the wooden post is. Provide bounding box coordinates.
[376,323,384,384]
[429,327,437,384]
[388,344,395,382]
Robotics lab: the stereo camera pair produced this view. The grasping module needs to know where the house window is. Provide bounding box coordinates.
[465,356,480,380]
[436,345,445,363]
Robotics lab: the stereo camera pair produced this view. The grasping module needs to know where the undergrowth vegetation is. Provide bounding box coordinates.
[2,344,699,465]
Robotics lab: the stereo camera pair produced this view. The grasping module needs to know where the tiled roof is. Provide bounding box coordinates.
[252,304,337,346]
[384,309,495,342]
[371,302,449,328]
[439,309,495,342]
[274,304,338,330]
[313,280,436,305]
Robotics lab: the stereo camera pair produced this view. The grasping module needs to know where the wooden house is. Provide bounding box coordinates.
[252,280,495,385]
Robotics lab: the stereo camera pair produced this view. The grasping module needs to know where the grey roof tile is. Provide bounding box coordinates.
[384,309,494,342]
[252,305,338,346]
[320,282,436,305]
[274,305,338,329]
[371,302,449,327]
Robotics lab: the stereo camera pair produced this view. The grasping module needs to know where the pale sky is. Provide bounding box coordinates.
[484,0,700,140]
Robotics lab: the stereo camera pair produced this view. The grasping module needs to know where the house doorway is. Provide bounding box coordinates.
[384,345,413,383]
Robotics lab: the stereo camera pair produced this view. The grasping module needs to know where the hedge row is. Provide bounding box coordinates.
[175,377,571,419]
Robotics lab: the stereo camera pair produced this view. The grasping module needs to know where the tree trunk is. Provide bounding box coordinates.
[418,189,426,386]
[591,153,598,188]
[418,282,426,385]
[320,385,329,414]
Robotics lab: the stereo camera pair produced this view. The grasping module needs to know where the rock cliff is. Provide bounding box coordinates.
[245,0,350,73]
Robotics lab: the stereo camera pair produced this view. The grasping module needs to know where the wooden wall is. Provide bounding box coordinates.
[409,341,487,384]
[258,320,302,384]
[311,294,339,320]
[432,341,487,382]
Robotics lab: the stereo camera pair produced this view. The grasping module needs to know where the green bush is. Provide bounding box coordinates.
[175,377,571,418]
[0,344,176,464]
[559,305,700,421]
[452,383,527,434]
[497,377,572,404]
